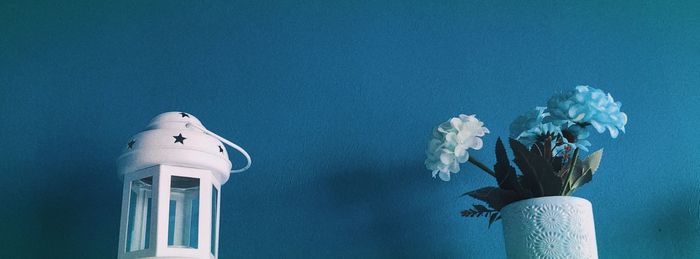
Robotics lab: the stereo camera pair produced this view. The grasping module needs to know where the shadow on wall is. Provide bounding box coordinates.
[651,185,700,257]
[321,161,466,259]
[26,133,122,258]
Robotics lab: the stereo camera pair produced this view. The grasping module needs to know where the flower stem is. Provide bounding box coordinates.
[468,156,496,178]
[562,148,580,195]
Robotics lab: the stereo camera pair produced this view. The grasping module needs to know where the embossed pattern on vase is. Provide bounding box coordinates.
[501,197,597,259]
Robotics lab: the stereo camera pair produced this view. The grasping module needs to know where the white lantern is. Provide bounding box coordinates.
[116,112,251,259]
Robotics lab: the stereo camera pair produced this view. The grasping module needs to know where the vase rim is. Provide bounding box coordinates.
[501,196,592,213]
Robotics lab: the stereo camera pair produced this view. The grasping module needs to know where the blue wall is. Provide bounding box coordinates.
[2,1,700,258]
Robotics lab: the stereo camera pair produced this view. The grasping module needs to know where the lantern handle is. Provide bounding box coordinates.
[185,123,252,173]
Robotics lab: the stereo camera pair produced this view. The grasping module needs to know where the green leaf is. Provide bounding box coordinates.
[531,142,546,157]
[551,156,564,175]
[516,176,535,198]
[473,204,488,212]
[509,139,542,196]
[561,148,581,195]
[586,149,603,173]
[461,204,495,217]
[509,138,562,196]
[461,204,501,228]
[568,149,604,192]
[569,168,592,192]
[494,138,522,193]
[488,212,500,228]
[543,136,553,161]
[460,210,476,217]
[466,186,520,210]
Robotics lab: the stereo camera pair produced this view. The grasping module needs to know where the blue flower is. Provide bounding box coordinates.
[561,123,590,141]
[510,107,548,138]
[547,85,628,138]
[517,122,563,148]
[510,106,592,158]
[425,114,489,181]
[509,107,562,148]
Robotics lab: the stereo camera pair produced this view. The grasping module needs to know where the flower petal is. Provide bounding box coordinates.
[471,137,484,150]
[438,171,451,181]
[450,117,462,128]
[454,145,466,157]
[456,150,469,163]
[590,120,605,133]
[448,161,460,173]
[607,125,619,138]
[440,152,453,164]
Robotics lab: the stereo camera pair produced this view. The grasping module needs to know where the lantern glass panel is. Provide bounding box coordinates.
[167,176,200,248]
[126,176,153,252]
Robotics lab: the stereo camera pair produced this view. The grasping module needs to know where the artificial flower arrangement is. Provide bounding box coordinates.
[425,86,628,227]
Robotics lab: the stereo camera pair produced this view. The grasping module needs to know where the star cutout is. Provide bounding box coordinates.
[127,140,136,149]
[173,133,186,144]
[218,145,224,153]
[180,112,190,118]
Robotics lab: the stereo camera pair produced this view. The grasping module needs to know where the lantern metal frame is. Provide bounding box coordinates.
[117,165,222,259]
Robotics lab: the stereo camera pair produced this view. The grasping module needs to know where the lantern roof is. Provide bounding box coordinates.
[117,112,233,184]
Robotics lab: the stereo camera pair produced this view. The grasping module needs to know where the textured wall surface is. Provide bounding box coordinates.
[2,1,700,258]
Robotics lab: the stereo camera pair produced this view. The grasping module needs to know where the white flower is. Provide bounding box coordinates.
[425,114,489,181]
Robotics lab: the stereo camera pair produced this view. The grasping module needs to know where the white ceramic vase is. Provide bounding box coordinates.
[500,196,598,259]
